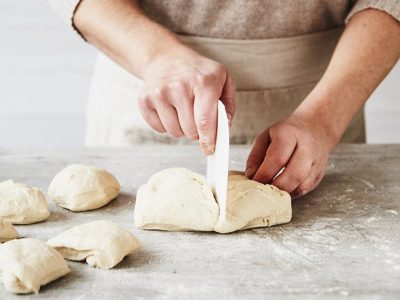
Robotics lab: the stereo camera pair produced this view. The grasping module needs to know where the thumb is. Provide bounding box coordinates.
[194,89,218,155]
[220,72,236,126]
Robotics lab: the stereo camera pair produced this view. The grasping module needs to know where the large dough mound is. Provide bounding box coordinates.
[48,164,120,212]
[0,180,50,224]
[134,168,291,233]
[134,168,219,231]
[47,220,141,269]
[0,219,19,243]
[0,238,70,294]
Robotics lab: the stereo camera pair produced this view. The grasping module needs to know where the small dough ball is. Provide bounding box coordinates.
[214,171,292,233]
[0,180,50,224]
[134,168,219,231]
[47,220,141,269]
[48,164,120,212]
[0,219,19,243]
[0,238,70,294]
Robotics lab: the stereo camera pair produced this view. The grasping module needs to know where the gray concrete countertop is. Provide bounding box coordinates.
[0,144,399,299]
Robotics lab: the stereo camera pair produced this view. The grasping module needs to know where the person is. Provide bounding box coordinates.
[51,0,400,198]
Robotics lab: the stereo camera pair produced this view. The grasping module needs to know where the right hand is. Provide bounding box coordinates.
[138,48,236,155]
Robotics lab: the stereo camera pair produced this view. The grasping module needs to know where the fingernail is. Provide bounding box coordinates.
[200,140,215,155]
[245,168,254,177]
[227,113,232,127]
[204,144,215,155]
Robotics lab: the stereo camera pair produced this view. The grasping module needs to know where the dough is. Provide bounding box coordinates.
[0,219,19,243]
[47,220,141,269]
[214,171,292,233]
[0,180,50,224]
[48,164,120,212]
[134,168,219,231]
[0,238,70,294]
[134,168,292,233]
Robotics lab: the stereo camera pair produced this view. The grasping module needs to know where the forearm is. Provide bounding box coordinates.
[295,9,400,147]
[74,0,192,78]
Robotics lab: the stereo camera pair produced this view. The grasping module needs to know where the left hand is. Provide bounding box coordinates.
[245,112,335,198]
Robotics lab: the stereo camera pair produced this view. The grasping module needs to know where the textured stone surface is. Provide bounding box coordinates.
[0,145,399,299]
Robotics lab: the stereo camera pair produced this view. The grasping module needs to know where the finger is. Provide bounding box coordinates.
[170,90,198,140]
[245,130,271,178]
[138,96,166,133]
[291,163,326,198]
[252,135,297,184]
[272,147,313,194]
[139,106,166,133]
[220,72,236,125]
[194,90,218,155]
[155,101,184,138]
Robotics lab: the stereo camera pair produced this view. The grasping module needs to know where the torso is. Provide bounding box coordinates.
[139,0,354,39]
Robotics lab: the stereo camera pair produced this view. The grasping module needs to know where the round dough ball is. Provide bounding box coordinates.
[0,180,50,224]
[134,168,219,231]
[48,164,120,212]
[47,220,141,269]
[0,238,70,294]
[0,219,19,243]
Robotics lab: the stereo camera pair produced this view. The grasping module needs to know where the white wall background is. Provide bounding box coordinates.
[0,0,399,147]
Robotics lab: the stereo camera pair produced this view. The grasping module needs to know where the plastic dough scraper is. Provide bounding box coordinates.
[207,100,229,220]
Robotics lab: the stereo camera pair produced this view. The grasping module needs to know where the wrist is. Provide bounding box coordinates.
[142,43,201,80]
[293,95,343,151]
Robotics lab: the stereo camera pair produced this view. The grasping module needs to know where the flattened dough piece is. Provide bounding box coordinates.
[214,171,292,233]
[0,219,19,243]
[134,168,219,231]
[134,168,291,233]
[48,164,120,212]
[0,180,50,224]
[47,220,141,269]
[0,238,70,294]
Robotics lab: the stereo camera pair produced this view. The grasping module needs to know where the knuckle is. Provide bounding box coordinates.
[169,80,185,90]
[194,73,209,86]
[290,168,307,184]
[187,132,199,140]
[211,62,226,75]
[269,154,286,167]
[196,118,210,131]
[138,93,152,108]
[147,88,168,105]
[170,130,184,138]
[194,64,225,87]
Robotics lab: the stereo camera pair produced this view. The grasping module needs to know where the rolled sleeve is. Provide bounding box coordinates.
[49,0,84,38]
[346,0,400,23]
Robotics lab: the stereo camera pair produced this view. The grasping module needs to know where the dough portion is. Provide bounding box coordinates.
[134,168,219,231]
[0,238,70,294]
[214,171,292,233]
[0,219,19,243]
[134,168,291,233]
[48,164,120,212]
[0,180,50,224]
[47,220,141,269]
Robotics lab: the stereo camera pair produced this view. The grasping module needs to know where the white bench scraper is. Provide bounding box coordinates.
[206,100,229,220]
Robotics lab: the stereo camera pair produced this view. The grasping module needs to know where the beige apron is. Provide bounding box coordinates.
[86,27,365,146]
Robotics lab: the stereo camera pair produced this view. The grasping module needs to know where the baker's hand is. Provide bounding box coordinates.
[245,113,335,198]
[138,49,236,155]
